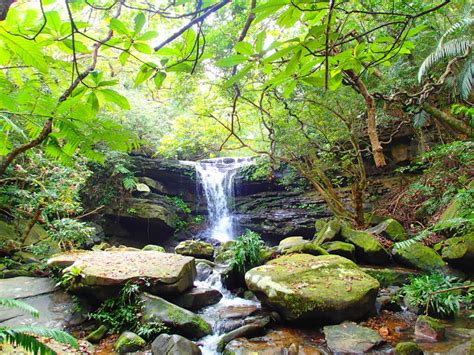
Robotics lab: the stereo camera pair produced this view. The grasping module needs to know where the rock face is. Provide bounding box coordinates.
[151,334,201,355]
[321,241,356,260]
[175,240,214,260]
[323,322,383,353]
[245,254,380,323]
[367,218,407,242]
[170,287,222,311]
[313,219,342,245]
[48,251,196,298]
[393,243,445,272]
[0,277,81,329]
[415,315,445,341]
[140,292,212,339]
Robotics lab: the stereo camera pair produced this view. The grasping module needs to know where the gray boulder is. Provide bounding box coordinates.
[151,334,201,355]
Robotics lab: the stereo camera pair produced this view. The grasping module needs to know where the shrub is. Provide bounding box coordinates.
[48,218,96,249]
[229,230,264,274]
[399,273,473,318]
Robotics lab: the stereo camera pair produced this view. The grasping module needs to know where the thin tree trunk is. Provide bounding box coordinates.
[422,103,473,138]
[346,70,387,167]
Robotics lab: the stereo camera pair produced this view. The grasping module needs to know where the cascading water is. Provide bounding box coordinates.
[195,157,252,242]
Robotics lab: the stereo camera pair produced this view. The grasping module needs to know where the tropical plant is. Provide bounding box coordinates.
[399,273,473,318]
[418,18,473,99]
[229,230,264,274]
[0,298,78,355]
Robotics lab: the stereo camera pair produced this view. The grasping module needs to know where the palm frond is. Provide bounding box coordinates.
[439,18,474,47]
[418,39,471,82]
[6,325,78,350]
[0,330,56,355]
[0,298,39,318]
[458,56,474,100]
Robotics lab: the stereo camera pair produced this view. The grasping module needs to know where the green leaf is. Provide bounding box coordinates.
[154,71,166,89]
[255,32,266,53]
[216,55,248,67]
[110,18,129,36]
[235,41,254,55]
[119,51,130,65]
[45,11,61,34]
[166,62,192,73]
[97,89,130,109]
[224,64,252,88]
[134,65,153,86]
[137,31,159,41]
[133,42,153,54]
[87,92,99,113]
[134,12,146,34]
[62,39,90,53]
[0,33,48,73]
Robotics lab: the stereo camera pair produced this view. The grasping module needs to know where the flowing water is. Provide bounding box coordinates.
[195,157,252,243]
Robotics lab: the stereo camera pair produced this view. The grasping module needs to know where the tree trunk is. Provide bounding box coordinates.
[346,70,387,167]
[422,103,473,138]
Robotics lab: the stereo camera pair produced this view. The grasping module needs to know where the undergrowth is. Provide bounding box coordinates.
[229,230,264,274]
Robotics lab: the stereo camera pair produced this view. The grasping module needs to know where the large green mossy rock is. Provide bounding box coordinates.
[322,241,355,260]
[140,292,212,339]
[114,331,145,353]
[175,240,214,260]
[437,233,474,270]
[278,240,328,257]
[323,322,383,353]
[367,218,407,242]
[341,226,390,264]
[245,254,379,323]
[48,251,196,299]
[313,220,342,245]
[394,342,423,355]
[393,243,445,272]
[362,267,419,287]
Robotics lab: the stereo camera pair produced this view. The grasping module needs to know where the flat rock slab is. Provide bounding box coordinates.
[324,322,383,353]
[48,251,196,298]
[0,277,79,329]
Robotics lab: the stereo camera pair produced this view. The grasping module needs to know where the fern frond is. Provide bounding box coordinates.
[458,56,474,100]
[439,18,474,47]
[0,298,39,318]
[393,230,431,250]
[413,110,429,128]
[0,330,56,355]
[7,326,78,348]
[418,39,471,82]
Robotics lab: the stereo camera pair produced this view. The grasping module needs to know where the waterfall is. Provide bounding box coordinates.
[195,157,251,242]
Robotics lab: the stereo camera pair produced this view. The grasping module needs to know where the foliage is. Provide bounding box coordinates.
[399,273,473,318]
[88,282,168,338]
[0,298,78,355]
[168,196,191,214]
[229,230,264,274]
[58,265,83,290]
[48,218,96,249]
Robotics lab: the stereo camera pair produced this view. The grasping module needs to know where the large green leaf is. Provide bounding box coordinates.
[97,89,130,109]
[134,12,146,34]
[0,32,48,73]
[216,55,248,68]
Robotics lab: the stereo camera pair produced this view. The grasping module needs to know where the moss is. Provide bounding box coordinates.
[380,219,407,242]
[394,342,423,355]
[322,241,355,260]
[175,240,214,259]
[280,242,329,256]
[313,220,342,245]
[415,315,445,340]
[439,233,474,266]
[341,226,390,264]
[114,331,145,353]
[362,267,415,287]
[142,244,165,252]
[394,243,445,272]
[85,325,108,343]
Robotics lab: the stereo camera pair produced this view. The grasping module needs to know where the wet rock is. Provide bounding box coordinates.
[137,176,167,194]
[143,244,166,252]
[140,292,212,339]
[362,267,419,287]
[175,240,214,260]
[395,341,423,355]
[0,277,83,329]
[313,219,342,245]
[341,225,390,264]
[196,262,213,281]
[414,315,445,341]
[222,327,325,355]
[151,334,201,355]
[85,324,108,343]
[245,254,379,323]
[114,331,145,353]
[217,316,270,352]
[48,251,196,299]
[393,243,445,273]
[367,218,407,242]
[321,241,355,260]
[170,287,222,311]
[323,322,383,353]
[218,305,258,320]
[437,233,474,270]
[215,241,234,264]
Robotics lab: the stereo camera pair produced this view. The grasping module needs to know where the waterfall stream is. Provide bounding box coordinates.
[195,157,252,242]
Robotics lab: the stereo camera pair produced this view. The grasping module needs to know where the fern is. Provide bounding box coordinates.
[413,109,429,128]
[458,56,474,100]
[393,229,431,250]
[439,18,474,47]
[0,298,39,318]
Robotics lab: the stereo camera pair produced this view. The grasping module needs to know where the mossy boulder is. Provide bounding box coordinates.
[362,267,419,287]
[394,342,423,355]
[278,240,328,256]
[214,241,234,264]
[143,244,165,252]
[367,218,407,242]
[313,219,342,245]
[114,331,145,353]
[321,241,355,260]
[245,254,380,323]
[341,226,390,264]
[393,243,445,272]
[279,236,304,246]
[437,233,474,270]
[323,322,383,353]
[415,315,445,341]
[85,325,108,343]
[140,292,212,339]
[175,240,214,260]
